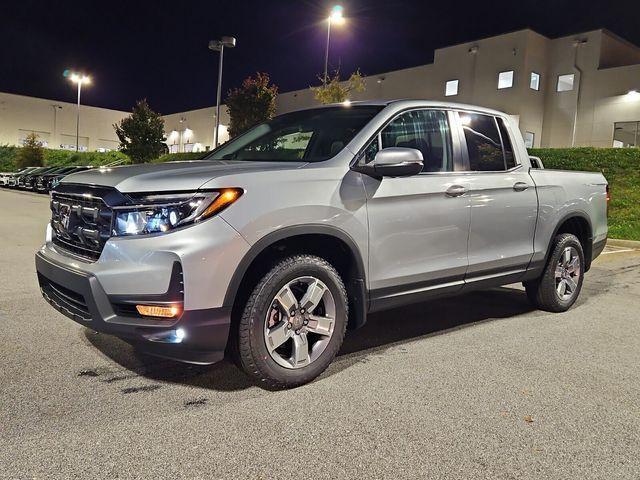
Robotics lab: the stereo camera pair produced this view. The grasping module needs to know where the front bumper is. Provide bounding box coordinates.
[36,251,232,365]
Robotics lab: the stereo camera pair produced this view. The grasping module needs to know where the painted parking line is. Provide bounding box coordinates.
[602,247,635,255]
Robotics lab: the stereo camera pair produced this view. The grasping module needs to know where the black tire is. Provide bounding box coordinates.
[524,233,585,312]
[236,254,348,389]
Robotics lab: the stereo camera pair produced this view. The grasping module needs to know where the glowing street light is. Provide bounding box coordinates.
[324,5,346,85]
[66,72,91,152]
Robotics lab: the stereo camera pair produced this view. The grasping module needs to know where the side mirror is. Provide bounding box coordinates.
[371,147,424,177]
[529,156,544,169]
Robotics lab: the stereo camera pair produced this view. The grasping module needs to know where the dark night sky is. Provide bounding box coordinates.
[2,0,640,114]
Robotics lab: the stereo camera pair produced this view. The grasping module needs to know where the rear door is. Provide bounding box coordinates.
[455,111,537,282]
[361,109,471,310]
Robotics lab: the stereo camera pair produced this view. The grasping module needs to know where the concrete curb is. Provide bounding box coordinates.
[607,238,640,249]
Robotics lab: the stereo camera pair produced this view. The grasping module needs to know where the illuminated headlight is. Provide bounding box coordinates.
[112,188,243,237]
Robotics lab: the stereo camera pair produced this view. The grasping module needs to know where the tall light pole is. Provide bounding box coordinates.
[324,5,345,85]
[67,73,91,151]
[208,36,236,148]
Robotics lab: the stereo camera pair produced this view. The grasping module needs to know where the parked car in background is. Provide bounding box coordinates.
[36,166,93,193]
[22,166,66,191]
[6,167,41,188]
[35,100,608,388]
[0,172,13,186]
[16,166,57,189]
[0,166,97,192]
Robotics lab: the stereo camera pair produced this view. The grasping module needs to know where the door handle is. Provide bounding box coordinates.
[445,185,468,197]
[513,182,529,192]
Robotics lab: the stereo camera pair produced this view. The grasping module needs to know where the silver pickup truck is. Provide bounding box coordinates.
[35,100,608,388]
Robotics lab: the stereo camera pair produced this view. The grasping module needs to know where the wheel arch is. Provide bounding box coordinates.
[545,211,594,271]
[224,225,368,329]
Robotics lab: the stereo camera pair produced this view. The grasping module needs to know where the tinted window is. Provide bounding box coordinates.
[497,118,516,169]
[460,113,505,171]
[362,137,380,164]
[206,106,383,162]
[380,110,453,172]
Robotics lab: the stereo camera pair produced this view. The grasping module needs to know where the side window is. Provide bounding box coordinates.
[362,136,380,164]
[497,117,516,169]
[459,113,505,171]
[380,110,453,172]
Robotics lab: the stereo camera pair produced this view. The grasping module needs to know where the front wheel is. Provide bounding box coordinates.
[524,233,585,312]
[236,254,348,389]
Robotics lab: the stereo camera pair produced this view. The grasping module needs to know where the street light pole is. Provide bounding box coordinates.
[324,6,345,86]
[67,72,90,152]
[324,19,332,85]
[215,44,225,148]
[209,36,236,148]
[75,81,82,152]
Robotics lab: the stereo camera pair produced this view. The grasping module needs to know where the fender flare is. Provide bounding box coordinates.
[541,210,594,272]
[223,225,368,326]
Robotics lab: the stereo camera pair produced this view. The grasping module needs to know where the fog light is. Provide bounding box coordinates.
[136,304,181,318]
[175,328,186,341]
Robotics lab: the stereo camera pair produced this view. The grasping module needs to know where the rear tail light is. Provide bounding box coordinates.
[606,185,610,217]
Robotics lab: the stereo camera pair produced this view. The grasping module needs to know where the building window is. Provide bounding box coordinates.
[613,121,639,147]
[445,80,459,96]
[524,131,535,148]
[557,74,575,92]
[530,72,540,91]
[498,71,514,89]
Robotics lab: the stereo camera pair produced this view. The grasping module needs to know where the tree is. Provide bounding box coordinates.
[114,99,166,163]
[16,133,45,169]
[226,73,278,138]
[311,70,366,105]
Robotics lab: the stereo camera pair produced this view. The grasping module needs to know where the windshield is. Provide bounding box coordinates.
[205,106,383,162]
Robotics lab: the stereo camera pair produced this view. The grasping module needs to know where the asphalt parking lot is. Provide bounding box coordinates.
[1,188,639,479]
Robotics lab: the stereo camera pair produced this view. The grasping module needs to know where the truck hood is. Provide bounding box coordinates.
[60,160,307,192]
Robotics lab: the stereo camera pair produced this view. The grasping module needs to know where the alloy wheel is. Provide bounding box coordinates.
[264,276,336,369]
[555,246,581,301]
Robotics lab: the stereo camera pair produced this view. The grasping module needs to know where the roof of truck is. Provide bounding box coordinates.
[296,99,508,117]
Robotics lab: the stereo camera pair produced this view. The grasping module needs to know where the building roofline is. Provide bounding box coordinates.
[432,28,550,52]
[0,90,130,115]
[600,28,640,52]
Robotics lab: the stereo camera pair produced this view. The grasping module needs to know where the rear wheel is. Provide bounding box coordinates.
[236,254,348,389]
[524,233,585,312]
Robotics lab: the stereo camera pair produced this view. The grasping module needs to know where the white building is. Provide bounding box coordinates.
[0,91,127,152]
[1,28,639,152]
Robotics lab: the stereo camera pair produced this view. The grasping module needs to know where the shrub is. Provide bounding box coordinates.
[114,99,167,163]
[0,146,129,171]
[0,145,19,172]
[226,73,278,138]
[44,150,129,167]
[16,133,45,169]
[311,70,366,105]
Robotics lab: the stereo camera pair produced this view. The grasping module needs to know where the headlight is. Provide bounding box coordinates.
[112,188,243,237]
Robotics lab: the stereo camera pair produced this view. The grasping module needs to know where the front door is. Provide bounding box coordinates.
[362,109,471,310]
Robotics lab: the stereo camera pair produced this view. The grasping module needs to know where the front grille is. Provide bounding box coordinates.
[51,191,113,261]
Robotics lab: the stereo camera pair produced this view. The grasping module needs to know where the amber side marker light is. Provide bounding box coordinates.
[136,305,181,318]
[201,188,243,219]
